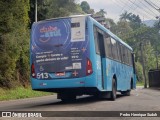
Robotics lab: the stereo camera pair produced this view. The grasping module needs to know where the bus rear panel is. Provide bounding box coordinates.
[31,16,97,94]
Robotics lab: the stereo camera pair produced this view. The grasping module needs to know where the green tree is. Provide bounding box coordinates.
[111,21,133,39]
[80,1,90,13]
[96,9,107,17]
[0,0,30,88]
[120,11,132,21]
[29,0,84,25]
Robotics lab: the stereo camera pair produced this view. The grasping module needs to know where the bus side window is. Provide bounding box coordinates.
[111,38,118,61]
[104,35,112,58]
[129,51,133,66]
[94,27,100,54]
[94,27,105,57]
[127,49,131,65]
[125,48,129,64]
[116,42,121,62]
[97,32,105,57]
[120,45,125,63]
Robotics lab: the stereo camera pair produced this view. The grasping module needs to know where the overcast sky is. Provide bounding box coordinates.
[78,0,160,22]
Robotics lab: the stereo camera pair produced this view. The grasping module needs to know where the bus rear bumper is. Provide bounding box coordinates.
[31,75,97,92]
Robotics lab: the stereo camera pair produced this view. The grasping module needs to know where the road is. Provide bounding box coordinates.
[0,87,160,120]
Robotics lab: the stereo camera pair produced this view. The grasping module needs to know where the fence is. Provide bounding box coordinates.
[148,69,160,88]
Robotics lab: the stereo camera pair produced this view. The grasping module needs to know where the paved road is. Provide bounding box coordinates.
[0,87,160,120]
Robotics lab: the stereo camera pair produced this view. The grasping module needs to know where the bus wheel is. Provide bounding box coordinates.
[58,93,76,102]
[61,97,76,102]
[121,81,131,96]
[111,78,117,101]
[121,90,131,96]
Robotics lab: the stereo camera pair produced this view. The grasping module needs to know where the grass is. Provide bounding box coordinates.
[136,81,144,86]
[0,81,146,101]
[0,87,52,101]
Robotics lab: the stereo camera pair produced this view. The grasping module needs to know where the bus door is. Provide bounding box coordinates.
[97,32,105,89]
[132,53,136,88]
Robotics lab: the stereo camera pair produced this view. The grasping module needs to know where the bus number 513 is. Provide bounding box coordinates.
[37,73,49,79]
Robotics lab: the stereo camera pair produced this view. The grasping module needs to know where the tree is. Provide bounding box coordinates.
[128,14,142,29]
[80,1,90,13]
[0,0,30,88]
[29,0,84,26]
[111,21,133,39]
[96,9,107,17]
[120,11,132,21]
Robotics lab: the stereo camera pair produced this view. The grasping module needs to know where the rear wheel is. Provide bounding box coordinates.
[58,93,76,102]
[121,90,130,96]
[111,78,117,101]
[121,80,132,96]
[61,96,76,102]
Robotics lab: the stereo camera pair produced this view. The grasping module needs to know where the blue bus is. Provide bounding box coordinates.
[30,15,136,101]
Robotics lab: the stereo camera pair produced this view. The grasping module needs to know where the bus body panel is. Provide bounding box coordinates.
[90,16,136,92]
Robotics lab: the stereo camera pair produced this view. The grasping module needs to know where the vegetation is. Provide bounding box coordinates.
[0,0,159,100]
[0,87,52,101]
[0,0,30,88]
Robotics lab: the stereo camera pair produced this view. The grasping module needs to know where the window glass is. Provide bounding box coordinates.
[128,50,132,66]
[104,36,112,58]
[94,27,100,54]
[121,45,125,63]
[116,42,121,62]
[111,38,118,60]
[124,48,128,64]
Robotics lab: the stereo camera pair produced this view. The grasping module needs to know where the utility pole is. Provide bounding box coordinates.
[35,0,37,22]
[156,51,159,69]
[140,42,147,88]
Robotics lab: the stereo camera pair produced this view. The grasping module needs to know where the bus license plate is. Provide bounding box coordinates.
[56,72,65,76]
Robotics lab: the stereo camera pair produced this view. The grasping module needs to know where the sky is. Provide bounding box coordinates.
[78,0,160,22]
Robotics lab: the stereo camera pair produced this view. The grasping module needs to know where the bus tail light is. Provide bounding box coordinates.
[86,58,93,76]
[31,63,36,78]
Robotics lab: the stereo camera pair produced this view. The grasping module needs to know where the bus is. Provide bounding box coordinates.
[30,15,136,101]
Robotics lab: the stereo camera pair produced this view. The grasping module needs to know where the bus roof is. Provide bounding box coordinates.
[33,14,91,24]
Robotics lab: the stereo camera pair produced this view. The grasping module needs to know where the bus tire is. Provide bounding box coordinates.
[121,81,131,96]
[121,90,130,96]
[111,78,117,101]
[59,94,76,102]
[61,97,76,102]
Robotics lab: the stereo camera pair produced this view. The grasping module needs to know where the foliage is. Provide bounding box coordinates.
[0,87,52,101]
[0,0,30,88]
[96,9,107,17]
[80,1,90,13]
[29,0,84,26]
[135,62,143,82]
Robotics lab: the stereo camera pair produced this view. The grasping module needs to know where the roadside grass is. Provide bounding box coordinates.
[136,81,144,86]
[0,87,52,101]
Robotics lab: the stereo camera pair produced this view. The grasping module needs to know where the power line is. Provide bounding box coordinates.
[139,0,158,17]
[118,0,156,20]
[111,0,158,23]
[112,0,130,21]
[144,0,160,13]
[147,0,160,9]
[128,0,157,18]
